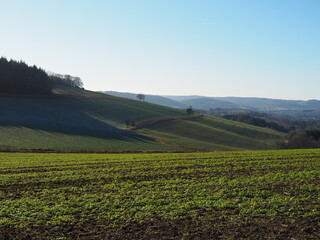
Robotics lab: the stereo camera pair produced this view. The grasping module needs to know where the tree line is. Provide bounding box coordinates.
[48,72,83,89]
[223,114,290,133]
[0,57,52,94]
[283,129,320,149]
[0,57,83,95]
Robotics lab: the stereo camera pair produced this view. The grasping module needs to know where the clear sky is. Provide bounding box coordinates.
[1,0,319,100]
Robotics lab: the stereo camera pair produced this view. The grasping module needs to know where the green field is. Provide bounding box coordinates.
[0,86,285,151]
[0,86,184,151]
[0,126,174,151]
[138,115,284,151]
[0,149,319,239]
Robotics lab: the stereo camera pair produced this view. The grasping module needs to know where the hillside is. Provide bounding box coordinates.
[138,115,284,151]
[0,86,284,151]
[0,86,184,151]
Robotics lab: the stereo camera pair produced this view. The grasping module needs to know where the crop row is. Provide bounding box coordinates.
[0,149,319,231]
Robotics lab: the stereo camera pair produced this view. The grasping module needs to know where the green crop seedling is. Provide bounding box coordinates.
[0,150,319,239]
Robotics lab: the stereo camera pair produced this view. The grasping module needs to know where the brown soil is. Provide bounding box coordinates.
[0,213,319,240]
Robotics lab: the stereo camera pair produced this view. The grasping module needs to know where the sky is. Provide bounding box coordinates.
[1,0,319,100]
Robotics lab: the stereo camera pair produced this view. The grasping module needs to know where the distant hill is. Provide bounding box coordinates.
[180,98,239,110]
[165,95,320,111]
[163,95,203,101]
[213,97,320,110]
[101,91,187,109]
[104,92,320,112]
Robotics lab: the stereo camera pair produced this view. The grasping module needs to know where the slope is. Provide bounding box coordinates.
[0,86,185,151]
[0,86,285,152]
[137,115,284,151]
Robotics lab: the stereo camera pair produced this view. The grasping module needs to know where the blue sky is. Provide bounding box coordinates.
[1,0,319,99]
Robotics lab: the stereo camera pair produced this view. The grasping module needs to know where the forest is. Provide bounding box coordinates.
[0,57,83,95]
[0,57,51,94]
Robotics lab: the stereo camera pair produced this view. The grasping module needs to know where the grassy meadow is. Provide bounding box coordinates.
[0,149,319,239]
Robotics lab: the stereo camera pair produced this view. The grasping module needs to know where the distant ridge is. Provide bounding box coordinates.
[101,91,187,109]
[166,95,320,111]
[103,91,320,111]
[180,98,239,110]
[212,97,320,110]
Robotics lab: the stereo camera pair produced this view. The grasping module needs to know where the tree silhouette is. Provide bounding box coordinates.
[137,94,145,101]
[186,106,194,116]
[0,57,52,94]
[48,72,83,88]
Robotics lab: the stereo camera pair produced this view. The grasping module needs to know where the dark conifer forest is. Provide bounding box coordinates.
[0,57,83,95]
[0,57,52,94]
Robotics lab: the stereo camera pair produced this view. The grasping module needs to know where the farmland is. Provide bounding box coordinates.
[0,149,319,239]
[138,115,283,151]
[0,86,284,152]
[0,86,184,151]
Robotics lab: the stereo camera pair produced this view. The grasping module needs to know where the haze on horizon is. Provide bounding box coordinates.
[1,0,319,100]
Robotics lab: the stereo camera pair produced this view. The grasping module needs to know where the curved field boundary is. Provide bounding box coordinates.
[130,114,204,130]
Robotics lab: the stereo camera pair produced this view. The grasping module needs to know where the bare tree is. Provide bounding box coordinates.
[48,73,83,88]
[186,106,193,116]
[137,93,145,101]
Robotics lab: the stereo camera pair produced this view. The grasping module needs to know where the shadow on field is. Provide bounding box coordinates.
[0,96,152,142]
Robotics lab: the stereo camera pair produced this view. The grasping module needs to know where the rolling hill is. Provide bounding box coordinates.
[167,95,320,111]
[138,115,283,151]
[0,86,184,151]
[104,91,320,112]
[0,86,284,151]
[213,97,320,110]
